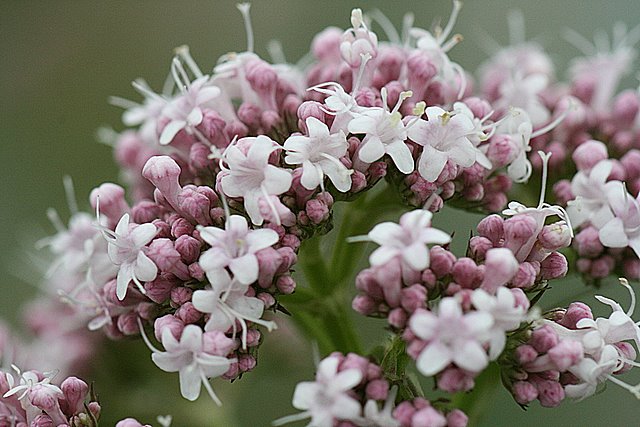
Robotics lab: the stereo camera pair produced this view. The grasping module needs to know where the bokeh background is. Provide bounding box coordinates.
[2,0,640,425]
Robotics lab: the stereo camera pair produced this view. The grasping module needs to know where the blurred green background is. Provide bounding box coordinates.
[2,0,640,425]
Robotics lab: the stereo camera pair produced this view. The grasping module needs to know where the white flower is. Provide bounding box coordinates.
[159,75,221,145]
[192,276,276,350]
[408,106,491,182]
[494,72,550,126]
[598,186,640,256]
[309,82,363,134]
[3,366,61,402]
[565,344,620,400]
[359,386,400,427]
[363,209,451,271]
[566,160,618,228]
[198,215,279,285]
[471,287,530,359]
[143,325,233,404]
[273,356,363,427]
[220,136,292,226]
[100,213,158,300]
[495,108,534,183]
[347,89,414,174]
[410,298,494,376]
[284,117,353,192]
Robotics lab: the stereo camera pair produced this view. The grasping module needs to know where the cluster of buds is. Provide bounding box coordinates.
[0,367,100,427]
[274,352,468,427]
[504,278,640,407]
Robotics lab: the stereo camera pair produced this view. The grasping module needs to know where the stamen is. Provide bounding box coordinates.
[199,371,223,406]
[531,98,574,138]
[441,33,463,53]
[401,12,415,48]
[237,3,254,53]
[137,317,162,353]
[369,9,401,44]
[131,79,164,100]
[108,96,139,109]
[261,187,282,226]
[605,374,640,399]
[171,57,191,91]
[63,176,78,215]
[438,0,463,45]
[619,278,636,316]
[564,28,596,55]
[267,40,286,64]
[350,8,365,30]
[96,126,119,147]
[352,52,372,94]
[46,208,65,233]
[450,61,467,99]
[537,151,552,208]
[174,45,203,78]
[507,9,525,45]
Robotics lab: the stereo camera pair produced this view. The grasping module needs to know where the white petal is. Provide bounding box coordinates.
[229,254,259,284]
[179,364,202,401]
[386,141,414,174]
[453,340,488,372]
[416,341,451,376]
[598,218,628,248]
[246,228,279,252]
[160,120,187,145]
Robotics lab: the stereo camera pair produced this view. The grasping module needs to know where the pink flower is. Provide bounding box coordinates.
[100,213,158,300]
[273,355,363,427]
[220,136,292,225]
[409,298,493,375]
[144,325,233,404]
[362,209,451,272]
[198,215,279,285]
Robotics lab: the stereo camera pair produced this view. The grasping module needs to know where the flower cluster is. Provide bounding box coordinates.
[275,352,468,427]
[504,278,640,406]
[7,1,640,425]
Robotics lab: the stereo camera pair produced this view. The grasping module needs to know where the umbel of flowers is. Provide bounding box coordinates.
[7,1,640,425]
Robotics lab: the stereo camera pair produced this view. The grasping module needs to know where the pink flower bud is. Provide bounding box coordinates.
[412,406,447,427]
[237,102,262,129]
[400,284,427,313]
[516,344,538,364]
[571,139,609,171]
[175,302,202,324]
[480,247,519,292]
[548,340,583,371]
[305,198,330,224]
[540,252,568,280]
[174,235,201,264]
[189,262,206,281]
[245,329,261,347]
[512,381,538,405]
[142,156,182,209]
[276,275,296,294]
[486,135,518,167]
[447,409,469,427]
[573,226,603,257]
[365,379,389,401]
[538,222,572,251]
[393,401,416,426]
[530,325,559,353]
[511,262,537,289]
[503,215,538,257]
[225,120,249,139]
[189,142,214,171]
[534,379,565,407]
[170,287,192,306]
[154,314,185,342]
[297,101,326,132]
[29,385,66,424]
[590,255,614,278]
[61,376,88,416]
[352,295,376,315]
[90,183,129,227]
[452,258,480,289]
[117,312,140,336]
[197,110,228,148]
[476,214,504,244]
[257,292,276,308]
[469,236,493,261]
[239,354,257,372]
[202,330,236,356]
[613,90,640,126]
[437,367,475,393]
[429,246,456,278]
[131,200,163,224]
[620,149,640,180]
[31,415,54,427]
[147,238,190,280]
[256,248,283,288]
[144,275,177,304]
[116,418,151,427]
[553,179,574,205]
[387,308,407,328]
